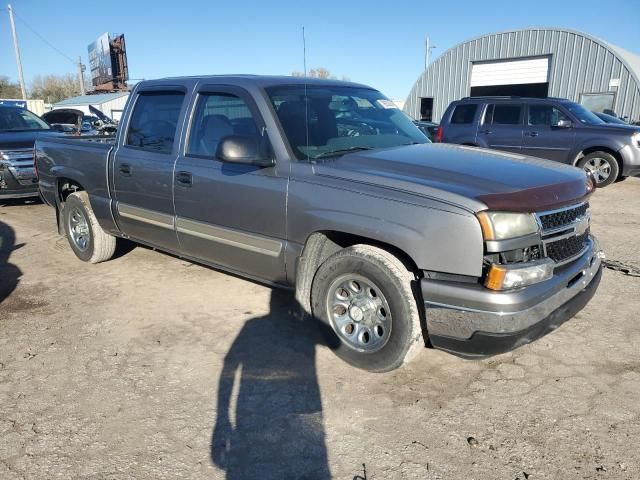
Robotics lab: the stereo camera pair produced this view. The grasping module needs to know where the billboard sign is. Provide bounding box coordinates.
[88,32,112,87]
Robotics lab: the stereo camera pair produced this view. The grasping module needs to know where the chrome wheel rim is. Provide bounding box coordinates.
[583,157,611,184]
[68,207,90,252]
[326,274,392,353]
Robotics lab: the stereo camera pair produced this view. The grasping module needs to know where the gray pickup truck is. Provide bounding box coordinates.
[36,76,603,372]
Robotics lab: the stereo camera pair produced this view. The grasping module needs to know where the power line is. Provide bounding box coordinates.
[10,9,76,65]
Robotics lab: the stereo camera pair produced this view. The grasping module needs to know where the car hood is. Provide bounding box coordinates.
[0,130,64,150]
[42,108,83,126]
[583,123,640,134]
[313,143,593,213]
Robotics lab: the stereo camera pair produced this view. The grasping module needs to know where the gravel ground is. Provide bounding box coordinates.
[1,178,639,480]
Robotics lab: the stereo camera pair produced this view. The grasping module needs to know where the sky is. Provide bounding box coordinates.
[1,0,639,100]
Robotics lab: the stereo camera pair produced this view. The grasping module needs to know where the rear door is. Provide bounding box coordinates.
[477,103,524,153]
[112,88,187,253]
[442,103,480,144]
[522,103,576,162]
[172,85,287,282]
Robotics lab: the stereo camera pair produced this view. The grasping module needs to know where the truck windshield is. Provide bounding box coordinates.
[266,85,429,160]
[0,107,50,132]
[564,103,605,126]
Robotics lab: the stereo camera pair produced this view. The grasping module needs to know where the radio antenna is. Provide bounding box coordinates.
[302,26,310,160]
[302,26,307,76]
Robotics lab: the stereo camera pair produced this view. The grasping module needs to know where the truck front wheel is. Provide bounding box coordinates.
[311,245,424,372]
[62,192,116,263]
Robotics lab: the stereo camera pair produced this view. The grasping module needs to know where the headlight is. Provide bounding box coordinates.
[485,258,554,290]
[476,211,539,240]
[632,132,640,148]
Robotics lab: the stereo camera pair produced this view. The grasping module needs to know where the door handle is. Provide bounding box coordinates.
[480,129,492,135]
[119,163,132,176]
[526,131,539,137]
[175,171,193,187]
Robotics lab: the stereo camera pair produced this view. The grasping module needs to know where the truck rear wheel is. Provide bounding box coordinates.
[62,192,116,263]
[311,245,424,372]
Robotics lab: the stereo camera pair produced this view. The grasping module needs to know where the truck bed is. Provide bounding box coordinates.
[35,135,115,217]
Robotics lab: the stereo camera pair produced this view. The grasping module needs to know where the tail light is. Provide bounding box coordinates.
[434,125,443,143]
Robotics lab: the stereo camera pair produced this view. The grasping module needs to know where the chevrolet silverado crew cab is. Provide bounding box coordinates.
[36,76,603,372]
[0,105,61,199]
[437,96,640,187]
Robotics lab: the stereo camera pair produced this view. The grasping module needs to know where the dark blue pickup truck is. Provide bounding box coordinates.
[0,105,61,200]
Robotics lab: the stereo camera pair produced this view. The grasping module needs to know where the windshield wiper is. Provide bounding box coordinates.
[313,146,375,159]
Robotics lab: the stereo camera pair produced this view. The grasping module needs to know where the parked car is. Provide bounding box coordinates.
[0,105,62,200]
[437,96,640,187]
[36,76,602,371]
[412,120,438,141]
[593,111,628,125]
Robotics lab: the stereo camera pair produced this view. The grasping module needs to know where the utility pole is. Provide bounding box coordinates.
[77,56,86,95]
[8,4,27,100]
[424,36,437,71]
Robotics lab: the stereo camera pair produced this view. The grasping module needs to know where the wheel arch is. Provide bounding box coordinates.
[294,230,420,315]
[573,146,623,178]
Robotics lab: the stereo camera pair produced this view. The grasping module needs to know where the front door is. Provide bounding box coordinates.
[173,86,287,282]
[112,90,187,253]
[478,103,524,154]
[522,104,576,162]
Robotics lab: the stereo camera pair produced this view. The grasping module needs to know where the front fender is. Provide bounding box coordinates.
[288,181,485,277]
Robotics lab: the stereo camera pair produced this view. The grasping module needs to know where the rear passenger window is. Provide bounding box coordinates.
[528,105,570,126]
[188,93,259,158]
[486,105,522,125]
[126,92,185,153]
[450,104,477,124]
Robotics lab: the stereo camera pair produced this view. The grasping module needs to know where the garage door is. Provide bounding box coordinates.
[470,57,550,87]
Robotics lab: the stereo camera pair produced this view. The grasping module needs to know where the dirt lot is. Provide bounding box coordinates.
[1,179,639,480]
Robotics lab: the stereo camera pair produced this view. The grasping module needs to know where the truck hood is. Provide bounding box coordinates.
[0,130,64,150]
[313,143,593,213]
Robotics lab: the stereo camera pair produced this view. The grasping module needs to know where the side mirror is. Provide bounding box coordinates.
[216,135,274,167]
[554,119,573,128]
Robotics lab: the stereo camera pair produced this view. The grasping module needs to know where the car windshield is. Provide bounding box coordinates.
[0,107,50,132]
[564,103,605,125]
[266,85,429,160]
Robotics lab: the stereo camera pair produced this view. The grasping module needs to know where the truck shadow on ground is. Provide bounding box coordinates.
[0,220,22,305]
[211,290,338,479]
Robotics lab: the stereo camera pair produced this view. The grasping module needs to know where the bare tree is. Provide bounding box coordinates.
[29,73,83,103]
[290,67,349,81]
[0,76,23,99]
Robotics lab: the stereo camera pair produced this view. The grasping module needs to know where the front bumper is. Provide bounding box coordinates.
[422,236,602,358]
[0,166,38,200]
[619,144,640,177]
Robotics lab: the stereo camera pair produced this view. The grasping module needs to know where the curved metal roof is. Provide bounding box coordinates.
[405,27,640,122]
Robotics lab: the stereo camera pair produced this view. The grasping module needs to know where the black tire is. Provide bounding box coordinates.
[615,176,628,183]
[577,151,619,188]
[311,245,424,372]
[62,191,116,263]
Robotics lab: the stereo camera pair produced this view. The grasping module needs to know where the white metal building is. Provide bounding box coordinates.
[405,28,640,123]
[52,92,130,121]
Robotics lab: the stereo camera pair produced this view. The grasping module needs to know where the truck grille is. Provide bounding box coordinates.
[539,203,589,231]
[545,231,589,263]
[0,149,36,186]
[537,203,590,265]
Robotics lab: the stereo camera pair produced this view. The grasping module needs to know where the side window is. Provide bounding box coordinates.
[126,92,185,153]
[450,104,478,124]
[487,104,522,125]
[188,93,259,158]
[528,105,570,126]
